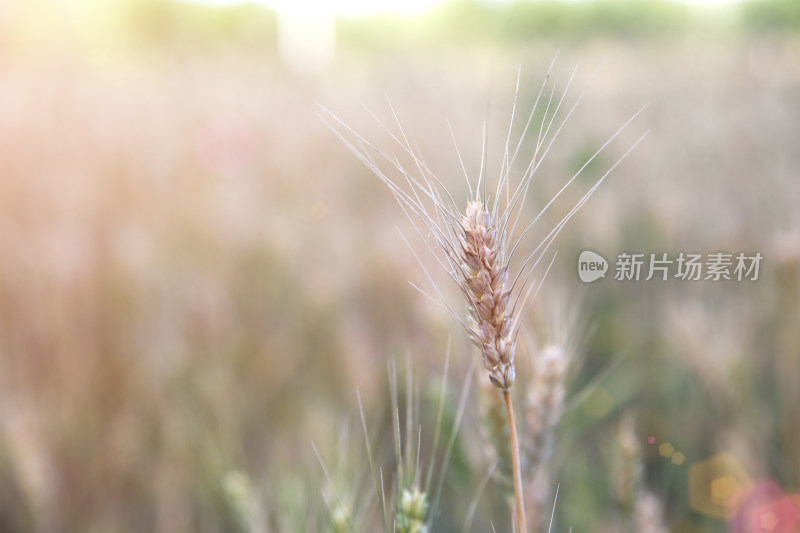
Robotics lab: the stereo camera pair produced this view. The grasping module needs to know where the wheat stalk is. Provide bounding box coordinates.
[321,61,647,533]
[479,378,514,498]
[460,197,527,529]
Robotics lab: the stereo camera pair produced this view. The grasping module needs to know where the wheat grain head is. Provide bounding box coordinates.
[320,61,647,533]
[524,343,568,476]
[319,63,647,393]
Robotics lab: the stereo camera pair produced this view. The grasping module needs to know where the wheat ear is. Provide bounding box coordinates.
[634,491,668,533]
[524,344,568,475]
[523,343,568,530]
[321,63,648,533]
[460,198,525,530]
[614,415,669,533]
[614,414,643,519]
[395,487,428,533]
[461,199,516,389]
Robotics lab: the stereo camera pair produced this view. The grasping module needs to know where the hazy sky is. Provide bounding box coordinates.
[183,0,743,16]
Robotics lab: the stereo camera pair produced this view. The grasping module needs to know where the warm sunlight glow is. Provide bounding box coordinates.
[182,0,745,17]
[182,0,439,16]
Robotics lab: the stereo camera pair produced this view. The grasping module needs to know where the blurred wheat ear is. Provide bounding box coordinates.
[614,414,669,533]
[320,59,647,532]
[314,346,483,533]
[523,343,568,530]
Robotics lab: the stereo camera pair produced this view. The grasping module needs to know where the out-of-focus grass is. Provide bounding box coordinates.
[0,0,797,531]
[743,0,800,31]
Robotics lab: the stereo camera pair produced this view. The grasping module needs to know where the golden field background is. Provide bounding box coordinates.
[0,0,798,531]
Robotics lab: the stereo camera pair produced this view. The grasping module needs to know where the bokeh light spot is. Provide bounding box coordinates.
[672,451,686,465]
[648,436,656,445]
[741,493,800,533]
[731,480,788,533]
[711,476,741,507]
[688,453,751,519]
[659,442,675,458]
[760,511,779,531]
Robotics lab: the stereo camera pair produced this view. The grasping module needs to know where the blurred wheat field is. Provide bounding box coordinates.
[0,1,799,531]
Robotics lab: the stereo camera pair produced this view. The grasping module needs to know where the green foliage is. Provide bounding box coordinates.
[338,0,692,52]
[436,0,690,41]
[121,0,278,49]
[742,0,800,31]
